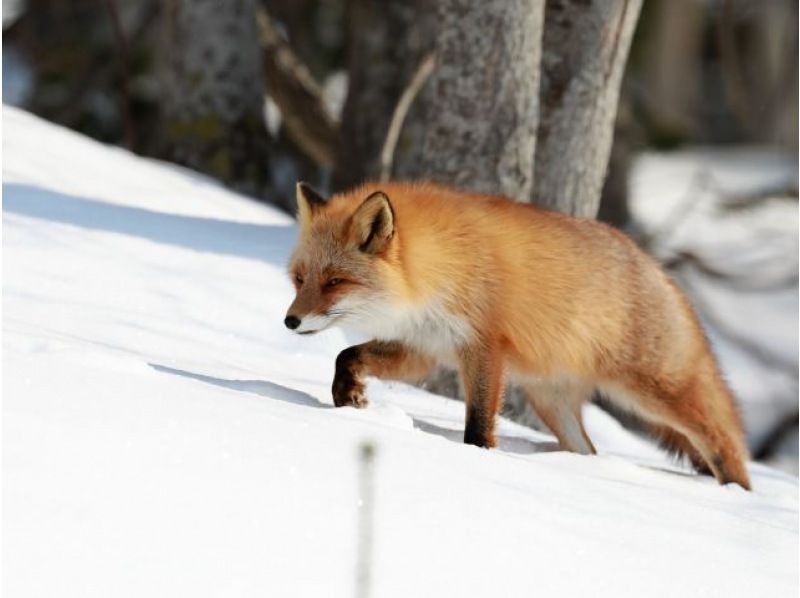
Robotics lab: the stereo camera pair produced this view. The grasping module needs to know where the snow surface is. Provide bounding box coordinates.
[3,106,798,597]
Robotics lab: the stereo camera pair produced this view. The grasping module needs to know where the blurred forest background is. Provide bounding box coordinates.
[3,0,798,471]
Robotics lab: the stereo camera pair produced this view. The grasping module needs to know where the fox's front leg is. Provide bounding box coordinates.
[332,341,434,408]
[458,342,506,448]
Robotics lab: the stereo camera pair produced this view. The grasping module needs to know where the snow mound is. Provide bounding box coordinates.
[3,106,797,597]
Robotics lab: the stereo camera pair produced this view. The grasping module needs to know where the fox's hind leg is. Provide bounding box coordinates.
[333,341,434,408]
[523,380,595,455]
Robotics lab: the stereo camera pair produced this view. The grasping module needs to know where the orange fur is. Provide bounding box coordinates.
[286,181,751,489]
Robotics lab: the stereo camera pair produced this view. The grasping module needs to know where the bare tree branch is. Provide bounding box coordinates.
[256,7,339,169]
[665,250,798,293]
[379,52,436,183]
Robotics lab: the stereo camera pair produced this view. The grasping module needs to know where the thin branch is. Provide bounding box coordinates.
[356,442,376,598]
[720,187,799,211]
[665,250,798,293]
[379,52,436,182]
[603,0,631,84]
[256,7,339,168]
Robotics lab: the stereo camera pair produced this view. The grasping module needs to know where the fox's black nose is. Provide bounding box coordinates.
[284,315,301,330]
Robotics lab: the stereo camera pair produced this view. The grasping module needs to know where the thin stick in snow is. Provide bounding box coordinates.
[356,441,376,598]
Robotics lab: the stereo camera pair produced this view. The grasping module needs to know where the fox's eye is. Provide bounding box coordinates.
[294,273,304,285]
[326,278,343,288]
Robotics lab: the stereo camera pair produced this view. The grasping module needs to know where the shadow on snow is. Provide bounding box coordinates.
[149,363,326,409]
[3,183,296,265]
[150,363,560,455]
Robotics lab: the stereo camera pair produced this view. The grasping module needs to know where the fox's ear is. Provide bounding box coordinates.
[296,182,326,230]
[349,191,394,254]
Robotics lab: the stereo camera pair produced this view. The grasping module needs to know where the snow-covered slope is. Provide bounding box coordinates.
[3,106,797,597]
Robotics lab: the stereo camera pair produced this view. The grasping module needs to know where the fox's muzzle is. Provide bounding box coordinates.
[283,308,337,335]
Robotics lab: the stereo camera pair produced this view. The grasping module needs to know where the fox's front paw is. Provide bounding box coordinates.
[333,346,369,408]
[332,375,368,408]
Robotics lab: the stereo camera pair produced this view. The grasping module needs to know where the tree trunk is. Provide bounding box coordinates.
[161,0,269,197]
[403,0,545,201]
[333,0,435,191]
[398,0,544,400]
[533,0,642,217]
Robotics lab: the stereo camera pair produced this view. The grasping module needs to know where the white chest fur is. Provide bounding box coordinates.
[343,297,473,360]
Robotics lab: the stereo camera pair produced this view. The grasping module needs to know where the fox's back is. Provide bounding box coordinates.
[339,182,697,380]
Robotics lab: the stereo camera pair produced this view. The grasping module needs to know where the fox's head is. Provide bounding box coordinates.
[284,182,397,335]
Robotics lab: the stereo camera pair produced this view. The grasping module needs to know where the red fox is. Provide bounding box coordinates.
[284,181,751,489]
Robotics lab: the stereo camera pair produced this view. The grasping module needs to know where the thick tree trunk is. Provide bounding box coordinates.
[404,0,545,201]
[533,0,642,217]
[333,0,435,191]
[161,0,269,196]
[399,0,545,399]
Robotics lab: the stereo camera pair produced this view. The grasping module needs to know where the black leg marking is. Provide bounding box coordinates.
[464,407,492,448]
